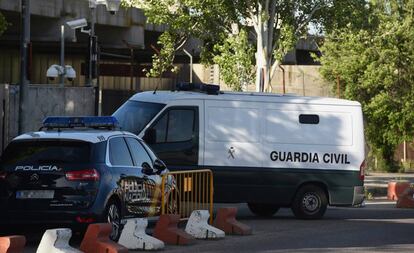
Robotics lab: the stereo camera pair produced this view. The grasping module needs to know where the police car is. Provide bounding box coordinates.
[0,116,175,240]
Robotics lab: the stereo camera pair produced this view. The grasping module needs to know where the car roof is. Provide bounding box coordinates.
[129,90,361,107]
[12,130,139,144]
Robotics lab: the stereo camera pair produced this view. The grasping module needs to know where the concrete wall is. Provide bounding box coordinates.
[0,49,179,90]
[0,0,149,47]
[193,64,335,97]
[1,85,95,148]
[269,65,334,97]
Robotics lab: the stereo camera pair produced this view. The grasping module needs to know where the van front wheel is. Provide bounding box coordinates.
[291,185,327,219]
[247,203,280,217]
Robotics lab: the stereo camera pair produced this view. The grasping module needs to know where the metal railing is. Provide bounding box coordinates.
[161,169,214,223]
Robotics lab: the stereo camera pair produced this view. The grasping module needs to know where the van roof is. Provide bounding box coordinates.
[130,90,361,107]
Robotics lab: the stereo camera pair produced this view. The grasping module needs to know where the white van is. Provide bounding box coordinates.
[113,84,365,219]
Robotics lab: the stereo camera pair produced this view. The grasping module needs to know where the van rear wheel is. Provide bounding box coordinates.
[247,203,280,217]
[291,185,327,219]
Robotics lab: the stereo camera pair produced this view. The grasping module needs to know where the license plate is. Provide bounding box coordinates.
[16,190,54,199]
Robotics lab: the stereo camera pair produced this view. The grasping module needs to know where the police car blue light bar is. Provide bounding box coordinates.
[176,82,220,95]
[43,116,119,129]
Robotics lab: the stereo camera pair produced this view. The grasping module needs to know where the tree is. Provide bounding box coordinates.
[122,0,369,92]
[122,0,237,80]
[213,29,255,91]
[0,11,7,36]
[319,0,414,171]
[146,31,178,78]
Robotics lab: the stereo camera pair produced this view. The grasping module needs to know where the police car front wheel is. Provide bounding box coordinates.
[291,185,327,219]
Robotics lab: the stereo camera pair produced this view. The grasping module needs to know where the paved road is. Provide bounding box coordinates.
[4,200,414,253]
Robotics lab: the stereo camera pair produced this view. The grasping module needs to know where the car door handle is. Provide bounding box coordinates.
[120,174,127,179]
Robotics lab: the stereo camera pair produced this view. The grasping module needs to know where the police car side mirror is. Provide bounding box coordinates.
[153,159,167,174]
[143,128,156,144]
[141,162,155,175]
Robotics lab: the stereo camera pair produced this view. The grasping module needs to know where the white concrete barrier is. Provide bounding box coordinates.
[36,228,83,253]
[118,218,165,250]
[185,210,225,239]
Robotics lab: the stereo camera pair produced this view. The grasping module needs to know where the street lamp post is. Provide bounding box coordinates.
[183,49,193,83]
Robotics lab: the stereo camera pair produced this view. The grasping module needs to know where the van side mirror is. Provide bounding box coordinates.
[153,159,167,174]
[143,128,156,144]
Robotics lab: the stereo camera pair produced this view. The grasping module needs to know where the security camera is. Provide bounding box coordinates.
[46,65,62,81]
[65,66,76,81]
[105,0,121,15]
[66,18,88,30]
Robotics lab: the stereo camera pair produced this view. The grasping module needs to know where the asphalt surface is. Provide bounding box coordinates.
[3,200,414,253]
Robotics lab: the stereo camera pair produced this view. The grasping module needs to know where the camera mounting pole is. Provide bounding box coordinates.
[88,0,97,87]
[60,24,65,87]
[18,0,31,134]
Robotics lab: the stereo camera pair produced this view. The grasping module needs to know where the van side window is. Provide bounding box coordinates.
[299,114,320,124]
[167,110,195,142]
[146,106,199,166]
[153,109,195,143]
[153,114,167,143]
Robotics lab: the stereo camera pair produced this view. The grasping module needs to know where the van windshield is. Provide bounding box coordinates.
[113,100,165,135]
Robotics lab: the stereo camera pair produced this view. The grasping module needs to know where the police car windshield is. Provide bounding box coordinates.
[112,101,165,135]
[1,140,91,166]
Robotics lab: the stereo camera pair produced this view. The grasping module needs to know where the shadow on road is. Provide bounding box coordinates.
[1,202,413,253]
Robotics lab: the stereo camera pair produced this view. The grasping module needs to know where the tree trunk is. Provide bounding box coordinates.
[255,43,267,92]
[254,0,274,93]
[255,39,272,92]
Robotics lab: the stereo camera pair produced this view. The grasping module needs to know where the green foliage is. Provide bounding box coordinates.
[0,11,7,36]
[313,0,372,33]
[213,30,255,91]
[273,24,296,62]
[147,32,178,78]
[122,0,372,89]
[123,0,237,78]
[319,0,414,171]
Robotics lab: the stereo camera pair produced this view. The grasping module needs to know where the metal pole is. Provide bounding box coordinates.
[337,75,340,98]
[278,64,285,94]
[60,25,65,87]
[183,49,193,83]
[18,0,30,134]
[403,140,407,162]
[130,48,134,91]
[97,44,102,116]
[88,0,96,86]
